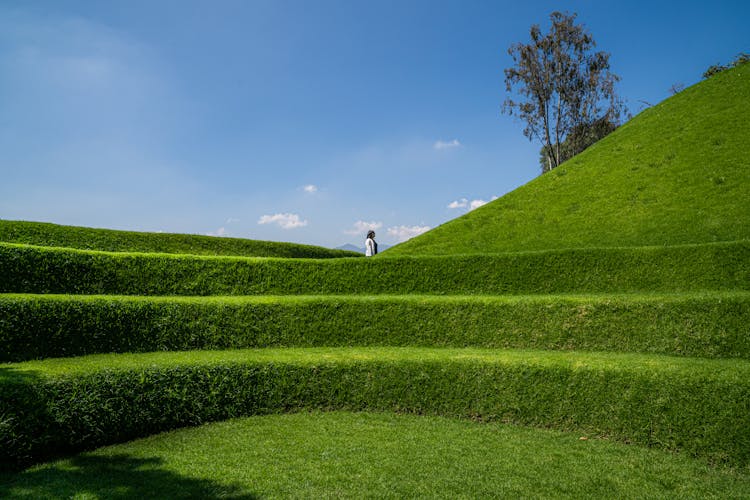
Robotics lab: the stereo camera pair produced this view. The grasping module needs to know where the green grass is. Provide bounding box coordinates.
[2,59,748,497]
[3,347,750,468]
[389,63,750,256]
[2,240,747,296]
[3,411,749,499]
[3,292,749,362]
[0,219,360,259]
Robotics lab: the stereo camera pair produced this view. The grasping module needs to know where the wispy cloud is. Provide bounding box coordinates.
[433,139,462,151]
[344,220,383,236]
[225,217,240,224]
[258,213,308,229]
[302,184,318,193]
[387,224,431,242]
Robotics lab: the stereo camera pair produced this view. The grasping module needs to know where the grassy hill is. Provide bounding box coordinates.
[0,220,360,259]
[2,65,749,496]
[387,62,750,256]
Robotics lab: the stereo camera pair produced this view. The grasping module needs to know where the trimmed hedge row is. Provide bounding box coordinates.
[2,347,749,469]
[2,240,748,296]
[0,220,360,259]
[2,293,750,362]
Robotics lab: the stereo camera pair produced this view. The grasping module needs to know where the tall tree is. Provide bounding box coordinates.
[503,12,624,173]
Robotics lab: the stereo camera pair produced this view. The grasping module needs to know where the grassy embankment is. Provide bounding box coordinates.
[0,219,360,259]
[1,65,749,496]
[387,62,750,256]
[2,240,747,296]
[3,347,750,469]
[2,292,749,362]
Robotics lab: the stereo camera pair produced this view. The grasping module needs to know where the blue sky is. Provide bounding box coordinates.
[1,1,748,248]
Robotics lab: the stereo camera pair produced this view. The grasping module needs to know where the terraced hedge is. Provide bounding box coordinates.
[3,65,748,488]
[2,241,748,296]
[2,292,749,362]
[0,220,360,259]
[2,348,749,470]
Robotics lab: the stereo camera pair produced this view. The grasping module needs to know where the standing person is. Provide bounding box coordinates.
[365,230,378,256]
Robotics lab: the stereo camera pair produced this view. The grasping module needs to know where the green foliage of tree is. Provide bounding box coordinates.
[538,116,617,173]
[503,11,625,174]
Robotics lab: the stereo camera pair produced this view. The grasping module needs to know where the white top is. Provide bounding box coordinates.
[365,237,376,257]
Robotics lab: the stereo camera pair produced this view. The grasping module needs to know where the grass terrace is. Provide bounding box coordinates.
[1,63,749,496]
[2,240,747,296]
[2,292,749,362]
[3,347,750,468]
[0,220,360,259]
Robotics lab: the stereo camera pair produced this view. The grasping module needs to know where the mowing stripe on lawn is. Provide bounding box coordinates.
[2,347,749,469]
[2,292,749,362]
[1,240,747,296]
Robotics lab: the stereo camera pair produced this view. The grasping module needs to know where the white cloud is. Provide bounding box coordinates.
[258,213,308,229]
[387,224,431,242]
[433,139,462,150]
[225,217,240,224]
[302,184,318,193]
[447,198,468,209]
[206,227,227,237]
[448,196,498,211]
[344,220,383,236]
[469,199,487,210]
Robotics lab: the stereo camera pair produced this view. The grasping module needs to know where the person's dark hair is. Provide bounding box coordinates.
[367,230,376,239]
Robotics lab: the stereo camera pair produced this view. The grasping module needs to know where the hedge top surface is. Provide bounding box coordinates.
[3,290,749,305]
[3,240,747,295]
[3,290,748,362]
[388,63,750,256]
[0,219,360,259]
[3,347,749,381]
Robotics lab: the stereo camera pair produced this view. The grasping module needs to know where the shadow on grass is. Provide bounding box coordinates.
[0,454,258,499]
[0,366,256,497]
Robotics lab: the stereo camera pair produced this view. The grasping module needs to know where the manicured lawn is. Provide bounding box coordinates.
[389,63,750,256]
[3,291,750,362]
[3,240,747,296]
[2,62,748,498]
[4,347,750,468]
[3,412,749,499]
[0,219,359,259]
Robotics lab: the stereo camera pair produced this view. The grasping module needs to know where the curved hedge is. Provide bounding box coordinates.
[2,292,749,362]
[0,220,360,259]
[1,241,748,296]
[2,347,749,469]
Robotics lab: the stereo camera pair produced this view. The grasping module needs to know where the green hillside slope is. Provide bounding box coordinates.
[0,220,360,259]
[388,63,750,256]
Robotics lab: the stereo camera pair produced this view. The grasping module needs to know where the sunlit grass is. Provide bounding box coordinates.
[389,63,750,256]
[3,291,749,362]
[0,219,359,259]
[3,412,749,499]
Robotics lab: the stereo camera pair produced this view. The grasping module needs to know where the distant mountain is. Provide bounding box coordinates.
[336,243,391,254]
[336,244,364,253]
